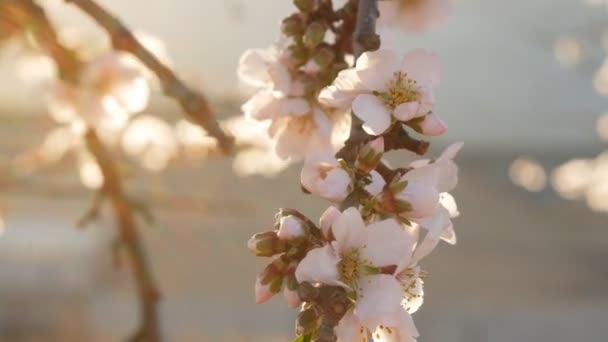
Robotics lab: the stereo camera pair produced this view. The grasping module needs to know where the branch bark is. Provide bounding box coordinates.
[64,0,234,153]
[85,130,162,342]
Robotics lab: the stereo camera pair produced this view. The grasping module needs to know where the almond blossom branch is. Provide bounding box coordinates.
[14,2,163,341]
[63,0,234,153]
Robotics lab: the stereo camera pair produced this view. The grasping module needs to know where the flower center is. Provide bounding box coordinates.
[338,249,362,285]
[375,71,420,110]
[317,162,335,179]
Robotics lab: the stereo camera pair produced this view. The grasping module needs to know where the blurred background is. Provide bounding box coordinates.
[1,0,608,341]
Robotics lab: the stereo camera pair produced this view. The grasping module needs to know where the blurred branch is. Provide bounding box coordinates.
[84,129,161,342]
[63,0,235,153]
[14,2,163,341]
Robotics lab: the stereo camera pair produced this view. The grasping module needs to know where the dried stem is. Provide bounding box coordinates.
[64,0,234,153]
[85,130,162,342]
[13,2,164,340]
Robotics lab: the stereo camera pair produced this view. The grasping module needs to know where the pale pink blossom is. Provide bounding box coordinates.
[45,52,149,127]
[301,153,353,202]
[319,48,443,135]
[239,45,348,159]
[373,143,462,257]
[378,0,453,33]
[255,274,275,304]
[283,286,301,309]
[295,208,417,327]
[319,206,341,239]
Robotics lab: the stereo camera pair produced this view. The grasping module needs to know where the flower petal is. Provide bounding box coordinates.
[352,94,392,135]
[397,182,440,219]
[418,112,447,136]
[400,49,442,88]
[332,207,366,253]
[295,245,342,286]
[356,49,400,91]
[362,219,415,268]
[320,206,341,239]
[319,68,364,109]
[355,275,404,326]
[366,170,386,196]
[336,310,365,342]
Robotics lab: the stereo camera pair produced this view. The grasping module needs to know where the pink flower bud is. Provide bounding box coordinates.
[247,231,287,257]
[255,274,276,304]
[283,285,302,308]
[277,215,305,240]
[419,113,447,136]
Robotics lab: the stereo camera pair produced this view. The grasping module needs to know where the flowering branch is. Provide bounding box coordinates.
[9,1,163,340]
[63,0,234,153]
[246,1,460,341]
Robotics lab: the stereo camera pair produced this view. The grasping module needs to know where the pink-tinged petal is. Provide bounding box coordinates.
[352,94,392,135]
[242,89,281,121]
[356,49,401,91]
[320,206,341,239]
[255,274,275,304]
[393,102,421,122]
[332,207,367,253]
[335,310,365,342]
[238,48,273,88]
[313,107,333,137]
[319,68,364,109]
[402,162,441,187]
[279,97,310,117]
[438,142,464,162]
[439,193,459,218]
[268,63,291,94]
[372,309,419,342]
[400,49,442,88]
[295,245,342,286]
[283,286,302,309]
[418,113,447,136]
[411,206,452,263]
[397,182,440,219]
[354,275,403,326]
[366,170,386,196]
[277,215,305,240]
[362,219,415,268]
[440,223,457,245]
[321,168,352,202]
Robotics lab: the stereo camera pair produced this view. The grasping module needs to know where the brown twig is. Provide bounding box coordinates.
[16,2,163,341]
[63,0,234,153]
[85,129,162,342]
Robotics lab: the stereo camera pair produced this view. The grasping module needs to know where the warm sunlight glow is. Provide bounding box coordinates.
[554,35,583,67]
[121,115,177,171]
[510,157,547,192]
[551,159,593,200]
[78,156,104,189]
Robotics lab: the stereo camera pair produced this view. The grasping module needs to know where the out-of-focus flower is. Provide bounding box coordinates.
[301,153,353,202]
[77,151,103,189]
[378,0,452,33]
[44,52,150,127]
[121,115,177,172]
[222,116,292,177]
[554,35,584,67]
[319,49,444,136]
[510,157,547,192]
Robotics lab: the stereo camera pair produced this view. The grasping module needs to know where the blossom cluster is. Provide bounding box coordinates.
[246,1,459,341]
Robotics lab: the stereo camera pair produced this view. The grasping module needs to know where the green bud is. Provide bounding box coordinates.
[304,22,326,49]
[296,307,320,336]
[356,137,385,174]
[281,14,305,36]
[293,0,315,12]
[312,47,335,69]
[247,231,287,257]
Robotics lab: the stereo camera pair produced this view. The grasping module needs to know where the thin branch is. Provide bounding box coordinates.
[16,2,163,341]
[64,0,234,153]
[85,129,162,342]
